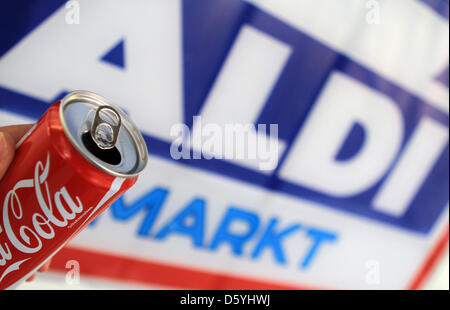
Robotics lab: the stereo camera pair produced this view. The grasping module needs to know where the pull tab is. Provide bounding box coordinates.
[90,106,121,149]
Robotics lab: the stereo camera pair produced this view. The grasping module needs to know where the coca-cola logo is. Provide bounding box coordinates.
[0,152,83,282]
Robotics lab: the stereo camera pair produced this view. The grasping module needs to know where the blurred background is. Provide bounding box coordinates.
[0,0,449,290]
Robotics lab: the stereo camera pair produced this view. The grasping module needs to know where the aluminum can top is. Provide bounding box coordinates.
[59,90,148,178]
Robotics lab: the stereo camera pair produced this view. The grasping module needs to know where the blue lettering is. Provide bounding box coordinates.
[154,198,206,248]
[209,207,260,256]
[301,228,337,269]
[251,218,301,265]
[110,187,168,236]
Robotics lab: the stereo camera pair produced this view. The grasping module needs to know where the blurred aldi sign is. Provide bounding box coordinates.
[0,0,448,289]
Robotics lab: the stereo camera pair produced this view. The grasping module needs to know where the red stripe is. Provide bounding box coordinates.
[49,246,319,290]
[407,224,449,290]
[49,224,449,290]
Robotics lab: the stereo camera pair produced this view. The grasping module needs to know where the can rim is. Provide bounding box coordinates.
[59,90,148,178]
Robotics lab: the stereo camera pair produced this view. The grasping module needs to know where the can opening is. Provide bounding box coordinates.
[61,91,148,177]
[81,131,121,165]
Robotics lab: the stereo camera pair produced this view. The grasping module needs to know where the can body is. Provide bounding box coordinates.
[0,97,141,289]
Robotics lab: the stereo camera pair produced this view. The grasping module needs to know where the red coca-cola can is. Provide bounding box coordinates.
[0,90,148,289]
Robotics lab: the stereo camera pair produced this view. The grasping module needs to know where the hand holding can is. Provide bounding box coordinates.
[0,91,148,289]
[0,125,52,282]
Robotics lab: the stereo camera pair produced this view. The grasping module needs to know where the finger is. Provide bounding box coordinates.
[38,260,52,272]
[0,132,15,180]
[0,124,34,180]
[0,124,33,144]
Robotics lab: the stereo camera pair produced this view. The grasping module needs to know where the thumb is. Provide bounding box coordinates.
[0,131,15,180]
